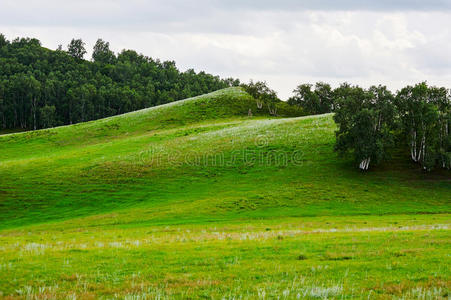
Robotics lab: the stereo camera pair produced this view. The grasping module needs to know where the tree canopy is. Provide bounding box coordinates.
[334,85,396,170]
[333,82,450,171]
[288,82,334,114]
[241,80,279,115]
[0,35,238,130]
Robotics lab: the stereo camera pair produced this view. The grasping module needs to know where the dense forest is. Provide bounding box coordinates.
[0,34,239,130]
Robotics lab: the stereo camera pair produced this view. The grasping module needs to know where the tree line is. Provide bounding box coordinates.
[287,81,450,171]
[1,34,449,171]
[0,34,239,130]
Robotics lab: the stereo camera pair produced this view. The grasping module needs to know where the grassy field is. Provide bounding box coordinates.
[0,87,450,299]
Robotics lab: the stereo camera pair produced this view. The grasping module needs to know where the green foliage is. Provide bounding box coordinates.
[288,82,334,114]
[334,82,451,171]
[334,84,396,170]
[0,33,8,48]
[241,80,279,115]
[67,38,87,60]
[92,38,116,64]
[0,35,237,130]
[396,82,451,171]
[39,105,56,128]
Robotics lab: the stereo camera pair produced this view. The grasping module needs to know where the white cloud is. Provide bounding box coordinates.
[1,2,451,99]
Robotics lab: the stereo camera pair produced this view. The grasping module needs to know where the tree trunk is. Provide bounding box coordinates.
[359,157,371,170]
[267,103,277,116]
[411,130,417,162]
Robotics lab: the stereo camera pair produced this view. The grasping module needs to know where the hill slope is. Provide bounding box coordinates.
[0,87,450,298]
[0,87,308,228]
[0,87,448,229]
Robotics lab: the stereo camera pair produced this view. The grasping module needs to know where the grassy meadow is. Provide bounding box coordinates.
[0,87,450,299]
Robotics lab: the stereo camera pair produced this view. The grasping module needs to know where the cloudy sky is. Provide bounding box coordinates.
[1,0,451,99]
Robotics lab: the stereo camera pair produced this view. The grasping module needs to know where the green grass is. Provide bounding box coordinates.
[0,87,450,299]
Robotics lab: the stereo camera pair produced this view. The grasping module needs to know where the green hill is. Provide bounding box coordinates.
[0,87,448,229]
[0,87,450,298]
[0,87,306,228]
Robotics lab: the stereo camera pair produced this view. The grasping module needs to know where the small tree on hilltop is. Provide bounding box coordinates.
[92,38,116,64]
[289,83,318,113]
[241,80,279,115]
[0,33,8,48]
[289,82,334,114]
[314,82,334,113]
[264,88,279,116]
[67,38,87,60]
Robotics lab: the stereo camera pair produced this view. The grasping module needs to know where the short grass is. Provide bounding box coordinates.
[1,215,450,299]
[0,87,450,299]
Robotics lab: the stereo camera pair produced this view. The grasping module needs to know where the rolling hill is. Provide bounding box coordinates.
[0,87,450,299]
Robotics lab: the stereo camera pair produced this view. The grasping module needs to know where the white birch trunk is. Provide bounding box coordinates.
[267,104,277,116]
[359,157,371,170]
[411,130,417,162]
[420,134,426,164]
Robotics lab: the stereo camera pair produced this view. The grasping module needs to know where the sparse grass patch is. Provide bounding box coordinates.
[0,216,450,298]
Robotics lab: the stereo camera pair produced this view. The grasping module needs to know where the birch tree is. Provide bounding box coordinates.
[334,85,395,170]
[396,83,441,170]
[442,90,451,169]
[430,87,451,169]
[241,80,279,113]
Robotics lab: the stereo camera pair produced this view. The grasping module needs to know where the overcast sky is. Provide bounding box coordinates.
[1,0,451,99]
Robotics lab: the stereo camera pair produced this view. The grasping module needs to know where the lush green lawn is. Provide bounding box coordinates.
[0,87,450,298]
[0,215,450,299]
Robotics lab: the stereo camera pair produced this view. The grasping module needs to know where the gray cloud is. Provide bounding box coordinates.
[1,1,451,98]
[215,0,451,11]
[1,0,451,28]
